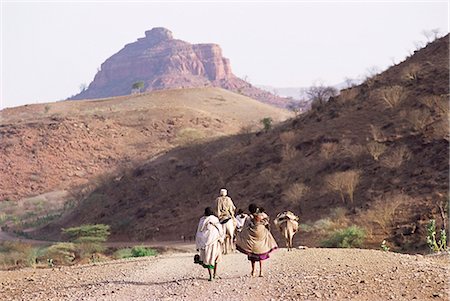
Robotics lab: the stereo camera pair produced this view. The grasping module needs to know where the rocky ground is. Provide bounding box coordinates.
[0,247,448,300]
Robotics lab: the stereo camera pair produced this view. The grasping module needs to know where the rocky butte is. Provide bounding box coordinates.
[70,27,289,107]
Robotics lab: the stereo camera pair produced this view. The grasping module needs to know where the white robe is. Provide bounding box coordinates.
[195,215,224,267]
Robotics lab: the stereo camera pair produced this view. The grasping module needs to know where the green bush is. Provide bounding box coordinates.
[260,117,273,132]
[321,225,366,248]
[131,246,157,257]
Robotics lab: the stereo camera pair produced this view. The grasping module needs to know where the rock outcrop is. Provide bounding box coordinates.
[70,27,288,107]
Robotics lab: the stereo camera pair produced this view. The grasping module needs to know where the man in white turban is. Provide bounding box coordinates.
[215,188,236,223]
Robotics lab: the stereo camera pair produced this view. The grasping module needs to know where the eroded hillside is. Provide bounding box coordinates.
[0,88,291,201]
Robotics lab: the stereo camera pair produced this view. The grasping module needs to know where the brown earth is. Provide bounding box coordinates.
[39,35,449,251]
[0,87,291,201]
[0,248,448,300]
[69,27,293,108]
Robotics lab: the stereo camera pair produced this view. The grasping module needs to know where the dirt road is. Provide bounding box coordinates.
[0,248,448,300]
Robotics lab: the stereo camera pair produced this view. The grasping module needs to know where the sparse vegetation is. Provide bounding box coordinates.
[321,226,366,248]
[326,170,361,204]
[44,105,51,114]
[377,86,407,108]
[367,141,386,161]
[0,242,41,269]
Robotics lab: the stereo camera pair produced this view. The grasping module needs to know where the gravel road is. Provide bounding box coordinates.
[0,248,448,300]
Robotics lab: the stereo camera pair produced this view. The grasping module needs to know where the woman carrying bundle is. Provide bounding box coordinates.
[236,204,278,277]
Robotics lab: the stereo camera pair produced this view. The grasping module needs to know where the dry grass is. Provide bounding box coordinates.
[284,182,310,204]
[369,124,385,142]
[358,193,411,237]
[377,86,407,108]
[380,145,412,169]
[367,141,387,161]
[326,170,361,204]
[404,109,433,132]
[421,95,449,116]
[320,142,339,160]
[340,139,366,158]
[281,143,298,161]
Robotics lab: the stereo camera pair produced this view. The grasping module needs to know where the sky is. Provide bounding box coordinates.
[1,0,448,109]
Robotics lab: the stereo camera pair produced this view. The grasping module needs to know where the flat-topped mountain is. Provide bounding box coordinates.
[70,27,289,107]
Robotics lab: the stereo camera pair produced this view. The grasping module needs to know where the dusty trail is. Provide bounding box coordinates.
[0,248,448,300]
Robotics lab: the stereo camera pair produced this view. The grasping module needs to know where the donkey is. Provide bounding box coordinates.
[274,211,299,251]
[222,217,236,254]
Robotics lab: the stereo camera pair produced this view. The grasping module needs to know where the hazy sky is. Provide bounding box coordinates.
[1,1,448,109]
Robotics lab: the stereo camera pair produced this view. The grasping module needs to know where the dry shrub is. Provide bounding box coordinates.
[402,63,421,81]
[320,142,338,160]
[260,167,281,187]
[366,141,387,161]
[0,242,37,269]
[377,86,407,108]
[340,139,365,158]
[404,109,432,132]
[369,124,385,142]
[380,145,412,169]
[421,95,449,116]
[358,193,411,237]
[281,144,297,161]
[326,170,361,204]
[284,182,310,204]
[339,88,359,102]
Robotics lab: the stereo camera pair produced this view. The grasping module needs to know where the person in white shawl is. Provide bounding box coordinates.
[195,207,225,281]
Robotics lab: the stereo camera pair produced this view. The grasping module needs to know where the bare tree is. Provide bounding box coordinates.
[377,85,407,108]
[327,170,361,204]
[304,82,338,109]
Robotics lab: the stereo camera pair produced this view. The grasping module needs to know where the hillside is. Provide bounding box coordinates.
[69,27,290,108]
[0,88,291,202]
[38,35,449,251]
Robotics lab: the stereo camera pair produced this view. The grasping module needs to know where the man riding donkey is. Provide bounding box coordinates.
[215,188,237,254]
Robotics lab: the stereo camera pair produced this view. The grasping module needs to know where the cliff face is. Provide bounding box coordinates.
[70,28,288,107]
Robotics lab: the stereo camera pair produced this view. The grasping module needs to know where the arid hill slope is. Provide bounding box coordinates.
[69,27,291,108]
[0,88,291,201]
[39,36,449,251]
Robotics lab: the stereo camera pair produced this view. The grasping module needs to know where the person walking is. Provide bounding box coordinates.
[195,207,225,281]
[236,204,278,277]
